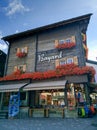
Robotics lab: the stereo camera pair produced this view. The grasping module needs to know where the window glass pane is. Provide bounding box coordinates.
[67,58,73,64]
[66,84,86,108]
[60,60,66,65]
[65,39,71,43]
[39,90,65,107]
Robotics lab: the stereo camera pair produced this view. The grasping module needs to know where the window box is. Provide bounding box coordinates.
[16,52,27,58]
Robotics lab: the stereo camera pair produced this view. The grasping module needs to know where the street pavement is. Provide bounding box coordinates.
[0,116,97,130]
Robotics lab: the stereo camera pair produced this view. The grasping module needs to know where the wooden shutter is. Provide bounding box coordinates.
[23,65,26,72]
[17,48,20,53]
[73,56,78,65]
[55,40,59,47]
[24,47,28,53]
[55,59,60,67]
[71,36,75,43]
[14,66,18,72]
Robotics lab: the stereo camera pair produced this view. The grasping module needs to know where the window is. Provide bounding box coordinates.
[16,47,28,58]
[55,56,78,68]
[60,61,66,65]
[65,39,71,43]
[14,64,26,73]
[17,47,28,54]
[18,65,26,73]
[60,58,67,65]
[67,58,73,64]
[59,40,65,44]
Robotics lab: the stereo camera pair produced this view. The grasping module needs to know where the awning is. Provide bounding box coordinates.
[0,83,27,92]
[23,80,67,91]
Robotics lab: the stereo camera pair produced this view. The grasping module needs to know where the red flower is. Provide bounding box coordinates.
[55,42,76,49]
[0,63,96,82]
[16,52,27,58]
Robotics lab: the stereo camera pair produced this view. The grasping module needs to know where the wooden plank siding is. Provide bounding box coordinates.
[6,16,89,75]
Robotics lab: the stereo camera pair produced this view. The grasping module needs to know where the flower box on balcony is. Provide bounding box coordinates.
[16,52,27,58]
[55,42,76,49]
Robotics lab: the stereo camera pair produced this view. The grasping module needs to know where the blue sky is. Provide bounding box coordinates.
[0,0,97,61]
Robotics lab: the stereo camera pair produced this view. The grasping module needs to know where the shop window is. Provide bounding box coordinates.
[67,84,75,108]
[39,90,65,107]
[66,84,86,108]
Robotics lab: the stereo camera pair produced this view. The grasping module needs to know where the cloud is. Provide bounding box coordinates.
[0,31,8,53]
[0,42,8,53]
[15,30,19,33]
[0,31,3,39]
[88,40,97,61]
[5,0,30,16]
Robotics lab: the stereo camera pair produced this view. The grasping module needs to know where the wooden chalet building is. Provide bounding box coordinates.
[0,13,96,118]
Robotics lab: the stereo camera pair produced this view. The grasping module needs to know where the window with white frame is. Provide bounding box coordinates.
[67,58,73,64]
[60,60,66,65]
[65,38,71,43]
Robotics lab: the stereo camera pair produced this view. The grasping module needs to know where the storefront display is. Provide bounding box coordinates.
[39,90,65,108]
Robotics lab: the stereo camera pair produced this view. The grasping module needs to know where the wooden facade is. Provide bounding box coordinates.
[0,13,95,118]
[2,14,92,75]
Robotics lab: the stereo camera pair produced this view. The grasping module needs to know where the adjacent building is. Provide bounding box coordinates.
[0,13,96,118]
[0,50,6,77]
[86,60,97,107]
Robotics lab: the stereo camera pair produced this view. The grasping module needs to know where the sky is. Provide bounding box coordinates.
[0,0,97,61]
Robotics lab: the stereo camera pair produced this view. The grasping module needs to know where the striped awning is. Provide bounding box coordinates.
[0,83,27,92]
[23,80,67,91]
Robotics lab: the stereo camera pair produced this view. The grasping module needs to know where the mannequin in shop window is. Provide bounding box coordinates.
[77,90,84,106]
